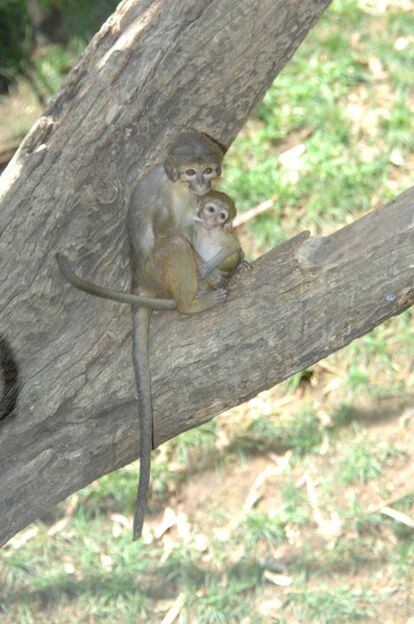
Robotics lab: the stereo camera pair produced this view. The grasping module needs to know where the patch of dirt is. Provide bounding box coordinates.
[149,384,414,622]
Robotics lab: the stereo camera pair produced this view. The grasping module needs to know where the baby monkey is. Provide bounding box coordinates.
[191,190,248,287]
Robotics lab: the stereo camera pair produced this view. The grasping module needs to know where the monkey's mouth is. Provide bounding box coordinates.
[188,179,212,195]
[191,187,211,196]
[193,216,218,231]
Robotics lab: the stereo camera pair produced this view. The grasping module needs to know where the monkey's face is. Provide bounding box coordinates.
[197,201,229,230]
[164,131,224,193]
[168,163,221,195]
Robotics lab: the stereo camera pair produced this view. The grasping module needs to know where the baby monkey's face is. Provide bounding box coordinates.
[194,191,236,231]
[198,200,229,230]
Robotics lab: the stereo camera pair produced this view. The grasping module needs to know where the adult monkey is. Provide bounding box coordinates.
[128,130,225,538]
[58,131,225,538]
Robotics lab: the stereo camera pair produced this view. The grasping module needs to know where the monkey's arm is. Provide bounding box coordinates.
[55,253,177,310]
[199,247,240,279]
[190,247,227,286]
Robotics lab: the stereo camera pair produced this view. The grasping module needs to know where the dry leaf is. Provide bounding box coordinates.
[258,598,283,616]
[154,507,177,539]
[47,517,68,536]
[264,570,293,586]
[161,593,185,624]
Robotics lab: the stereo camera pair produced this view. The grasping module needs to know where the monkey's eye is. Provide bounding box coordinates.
[207,205,215,213]
[185,169,196,176]
[203,167,213,175]
[219,212,227,221]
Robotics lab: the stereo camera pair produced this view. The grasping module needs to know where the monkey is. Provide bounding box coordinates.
[190,190,251,293]
[57,131,226,540]
[126,130,227,539]
[127,130,228,539]
[55,191,244,304]
[56,189,245,307]
[190,190,242,287]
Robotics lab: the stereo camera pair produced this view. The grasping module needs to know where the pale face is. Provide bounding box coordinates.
[179,163,221,195]
[199,200,229,230]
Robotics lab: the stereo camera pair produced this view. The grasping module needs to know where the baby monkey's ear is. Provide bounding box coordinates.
[223,220,234,233]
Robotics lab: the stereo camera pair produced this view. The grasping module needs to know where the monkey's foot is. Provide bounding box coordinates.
[237,259,253,273]
[212,288,228,304]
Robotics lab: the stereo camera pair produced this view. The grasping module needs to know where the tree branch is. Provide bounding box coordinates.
[1,185,413,545]
[1,0,366,545]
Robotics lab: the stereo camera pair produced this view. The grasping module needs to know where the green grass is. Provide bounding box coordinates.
[338,429,399,484]
[170,419,219,463]
[243,406,323,456]
[280,407,324,456]
[223,0,413,243]
[285,586,377,622]
[280,481,311,525]
[32,42,85,95]
[241,511,287,548]
[392,537,414,578]
[186,575,263,624]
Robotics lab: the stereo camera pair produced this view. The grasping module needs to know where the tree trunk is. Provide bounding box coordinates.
[1,0,375,546]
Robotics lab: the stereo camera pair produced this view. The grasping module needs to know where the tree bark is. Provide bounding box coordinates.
[0,0,369,546]
[1,185,413,546]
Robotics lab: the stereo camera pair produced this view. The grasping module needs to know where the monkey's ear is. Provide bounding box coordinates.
[164,163,180,182]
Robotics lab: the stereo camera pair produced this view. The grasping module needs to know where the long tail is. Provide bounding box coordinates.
[131,305,153,539]
[55,253,176,310]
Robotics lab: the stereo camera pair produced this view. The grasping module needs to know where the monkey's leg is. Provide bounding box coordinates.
[192,249,227,290]
[199,248,240,279]
[153,236,227,314]
[56,253,176,310]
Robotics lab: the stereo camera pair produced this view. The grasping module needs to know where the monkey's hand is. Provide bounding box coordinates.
[212,288,228,304]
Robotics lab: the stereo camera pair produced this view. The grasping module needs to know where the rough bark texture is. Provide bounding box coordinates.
[0,0,365,546]
[1,186,414,546]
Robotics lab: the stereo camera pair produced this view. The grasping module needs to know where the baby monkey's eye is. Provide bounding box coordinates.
[185,169,196,176]
[203,167,213,175]
[206,205,215,213]
[219,212,227,220]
